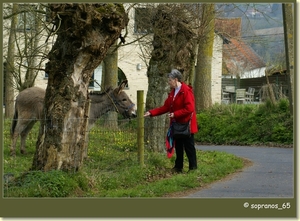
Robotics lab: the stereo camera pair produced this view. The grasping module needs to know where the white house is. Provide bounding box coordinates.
[3,3,225,105]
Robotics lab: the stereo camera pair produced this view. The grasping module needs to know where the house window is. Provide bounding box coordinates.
[118,68,129,89]
[89,65,128,91]
[45,5,52,23]
[17,4,37,31]
[90,65,102,91]
[89,73,95,87]
[134,7,153,34]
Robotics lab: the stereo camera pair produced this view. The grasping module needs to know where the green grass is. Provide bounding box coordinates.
[3,99,292,197]
[3,117,244,198]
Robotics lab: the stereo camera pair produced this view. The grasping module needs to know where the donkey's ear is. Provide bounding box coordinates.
[116,80,128,94]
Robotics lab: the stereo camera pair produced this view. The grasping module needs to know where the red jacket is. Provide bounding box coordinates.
[149,82,198,134]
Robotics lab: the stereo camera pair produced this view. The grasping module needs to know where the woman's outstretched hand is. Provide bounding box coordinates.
[144,111,151,117]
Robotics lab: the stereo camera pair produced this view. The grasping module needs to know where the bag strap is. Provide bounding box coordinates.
[188,113,193,122]
[172,112,193,123]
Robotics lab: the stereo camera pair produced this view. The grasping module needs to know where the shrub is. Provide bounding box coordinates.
[195,99,293,146]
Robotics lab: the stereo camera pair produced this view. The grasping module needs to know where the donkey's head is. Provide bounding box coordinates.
[110,80,137,119]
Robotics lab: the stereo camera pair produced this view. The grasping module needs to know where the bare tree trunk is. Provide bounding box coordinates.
[32,3,128,171]
[265,73,276,104]
[187,39,198,87]
[145,4,196,152]
[102,41,119,128]
[5,3,18,118]
[20,4,43,91]
[194,4,215,111]
[282,3,294,115]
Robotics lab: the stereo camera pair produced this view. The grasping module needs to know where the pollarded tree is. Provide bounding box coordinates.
[31,3,128,171]
[145,4,197,152]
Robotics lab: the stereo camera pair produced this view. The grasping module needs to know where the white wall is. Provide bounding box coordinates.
[118,46,148,105]
[242,67,266,79]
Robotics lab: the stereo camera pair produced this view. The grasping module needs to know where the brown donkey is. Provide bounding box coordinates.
[10,80,136,156]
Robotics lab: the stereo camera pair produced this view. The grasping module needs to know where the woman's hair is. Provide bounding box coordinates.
[167,69,183,82]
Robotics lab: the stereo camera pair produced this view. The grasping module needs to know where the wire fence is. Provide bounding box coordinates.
[3,116,170,175]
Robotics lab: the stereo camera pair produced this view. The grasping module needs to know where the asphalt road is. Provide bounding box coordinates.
[184,145,294,198]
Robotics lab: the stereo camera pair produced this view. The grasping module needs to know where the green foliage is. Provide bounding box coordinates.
[3,99,292,197]
[195,99,293,145]
[3,117,244,198]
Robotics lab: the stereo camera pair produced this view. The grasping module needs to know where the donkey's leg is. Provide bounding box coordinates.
[10,115,18,157]
[10,132,19,157]
[20,120,37,155]
[10,119,27,156]
[10,119,26,156]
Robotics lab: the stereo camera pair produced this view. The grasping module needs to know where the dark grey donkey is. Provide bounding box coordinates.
[10,80,136,156]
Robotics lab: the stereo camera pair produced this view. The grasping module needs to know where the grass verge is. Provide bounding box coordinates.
[3,118,244,198]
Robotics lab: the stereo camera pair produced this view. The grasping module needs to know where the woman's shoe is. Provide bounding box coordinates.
[171,167,183,173]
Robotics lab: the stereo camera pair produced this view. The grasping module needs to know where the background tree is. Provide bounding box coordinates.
[282,3,294,115]
[3,3,50,92]
[145,4,196,152]
[194,3,215,111]
[102,40,119,128]
[18,3,44,90]
[4,4,18,118]
[31,3,128,171]
[3,3,53,121]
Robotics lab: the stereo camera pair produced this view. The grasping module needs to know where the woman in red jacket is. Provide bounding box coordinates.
[144,69,198,173]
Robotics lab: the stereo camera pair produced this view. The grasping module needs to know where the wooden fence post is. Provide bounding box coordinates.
[137,90,144,166]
